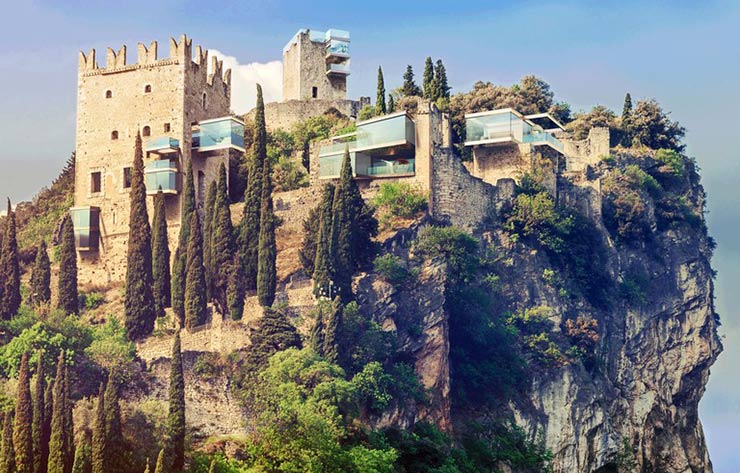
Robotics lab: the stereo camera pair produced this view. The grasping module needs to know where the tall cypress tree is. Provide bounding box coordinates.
[104,376,125,473]
[48,353,67,473]
[621,92,633,146]
[90,384,105,473]
[57,214,78,315]
[256,155,276,307]
[0,199,21,320]
[184,211,207,330]
[152,190,171,318]
[211,164,237,313]
[387,94,395,114]
[154,449,165,473]
[14,353,33,473]
[329,148,361,300]
[32,354,46,473]
[0,410,15,473]
[376,66,386,115]
[70,443,90,473]
[172,158,196,327]
[30,241,51,307]
[226,252,246,321]
[63,366,74,473]
[422,57,434,99]
[166,332,185,472]
[433,60,450,100]
[41,381,52,473]
[311,183,335,297]
[240,84,266,290]
[125,131,156,340]
[402,65,421,97]
[323,297,342,365]
[208,458,216,473]
[203,181,217,300]
[309,303,326,356]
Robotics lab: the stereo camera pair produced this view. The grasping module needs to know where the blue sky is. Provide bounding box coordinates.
[1,0,739,469]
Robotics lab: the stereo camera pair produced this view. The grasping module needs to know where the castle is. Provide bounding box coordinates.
[71,29,608,284]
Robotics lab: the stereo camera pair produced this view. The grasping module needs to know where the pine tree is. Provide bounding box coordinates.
[90,383,105,473]
[376,66,386,115]
[29,241,51,307]
[256,155,276,307]
[153,450,165,473]
[40,382,52,473]
[104,376,125,473]
[152,190,171,318]
[203,181,217,300]
[57,214,78,315]
[621,92,633,146]
[422,57,434,99]
[211,164,237,313]
[47,354,67,473]
[387,94,395,114]
[240,84,266,291]
[166,333,185,472]
[311,183,335,297]
[32,355,45,473]
[433,60,450,100]
[402,65,421,97]
[14,353,33,473]
[184,211,207,330]
[0,410,15,473]
[323,298,342,365]
[125,132,156,340]
[172,158,196,326]
[0,199,21,320]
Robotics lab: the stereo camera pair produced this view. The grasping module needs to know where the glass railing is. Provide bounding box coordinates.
[318,154,344,178]
[193,117,245,151]
[326,40,350,56]
[367,159,415,176]
[145,160,179,194]
[145,136,179,153]
[355,114,415,151]
[318,140,356,158]
[326,63,350,75]
[70,207,100,251]
[525,130,565,153]
[464,111,524,145]
[326,29,350,41]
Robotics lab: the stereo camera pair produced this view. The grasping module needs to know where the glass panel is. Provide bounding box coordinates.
[145,161,178,193]
[319,140,355,158]
[145,136,179,152]
[327,63,350,74]
[367,159,415,176]
[326,40,350,56]
[194,118,245,150]
[318,154,344,178]
[356,114,414,150]
[326,29,350,41]
[70,207,100,250]
[465,112,521,143]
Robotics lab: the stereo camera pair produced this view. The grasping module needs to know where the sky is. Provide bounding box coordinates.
[1,0,739,469]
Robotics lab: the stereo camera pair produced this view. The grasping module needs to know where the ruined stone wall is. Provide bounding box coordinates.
[282,31,347,102]
[471,143,527,185]
[245,99,361,132]
[562,127,610,172]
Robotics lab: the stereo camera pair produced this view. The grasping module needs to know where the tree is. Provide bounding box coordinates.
[0,199,21,320]
[311,183,335,297]
[48,353,68,473]
[210,164,238,313]
[621,92,633,146]
[207,459,216,473]
[226,253,246,321]
[247,307,301,367]
[422,57,434,99]
[40,382,52,473]
[323,298,342,364]
[125,132,156,340]
[29,241,51,306]
[63,365,74,473]
[153,450,165,473]
[0,410,15,473]
[203,181,217,300]
[565,105,619,140]
[184,211,207,330]
[257,155,277,307]
[376,66,386,115]
[387,94,395,114]
[309,305,325,356]
[631,99,685,151]
[104,376,125,473]
[70,443,90,473]
[152,190,171,318]
[402,65,421,97]
[14,353,33,473]
[32,355,46,473]
[172,158,196,326]
[165,333,185,472]
[91,384,105,473]
[57,214,78,315]
[240,84,266,291]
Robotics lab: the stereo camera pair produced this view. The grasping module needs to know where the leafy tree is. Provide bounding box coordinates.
[621,92,633,146]
[104,376,126,473]
[32,354,46,473]
[0,199,21,320]
[91,384,105,473]
[422,57,434,99]
[166,332,185,472]
[151,190,171,318]
[358,104,375,121]
[184,212,207,330]
[565,105,619,141]
[376,66,386,115]
[203,181,217,300]
[257,156,277,307]
[125,132,156,340]
[14,353,33,473]
[0,410,15,473]
[48,353,68,473]
[402,65,421,97]
[29,241,51,307]
[311,183,336,297]
[631,99,685,151]
[514,75,552,113]
[172,158,196,327]
[211,164,238,314]
[240,84,267,291]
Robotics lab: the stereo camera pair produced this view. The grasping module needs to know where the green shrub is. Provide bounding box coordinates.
[85,316,136,370]
[80,291,105,311]
[654,149,685,178]
[373,182,428,219]
[414,226,478,285]
[193,352,225,380]
[358,104,376,121]
[273,155,308,191]
[506,306,554,336]
[373,254,411,284]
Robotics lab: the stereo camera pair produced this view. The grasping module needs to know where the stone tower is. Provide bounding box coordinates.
[73,34,240,284]
[282,28,350,102]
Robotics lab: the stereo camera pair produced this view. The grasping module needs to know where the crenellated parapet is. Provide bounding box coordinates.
[106,45,126,69]
[169,34,192,62]
[78,49,98,72]
[137,41,158,64]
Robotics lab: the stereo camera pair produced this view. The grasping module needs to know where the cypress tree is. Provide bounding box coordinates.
[329,148,356,299]
[47,354,67,473]
[226,253,246,321]
[90,384,105,473]
[323,297,342,365]
[172,158,196,326]
[57,214,78,315]
[211,164,237,313]
[402,65,421,97]
[311,183,335,297]
[299,203,321,275]
[125,131,156,340]
[184,211,207,330]
[40,382,52,473]
[63,366,74,473]
[422,57,434,99]
[70,443,90,473]
[153,449,164,473]
[104,376,125,473]
[29,241,51,307]
[166,332,185,472]
[387,94,395,114]
[208,458,216,473]
[376,66,386,115]
[13,353,33,473]
[143,458,150,473]
[0,199,21,320]
[621,92,633,146]
[203,181,217,300]
[433,60,450,100]
[240,84,266,290]
[0,410,15,473]
[256,154,276,307]
[309,304,325,356]
[152,190,171,318]
[32,355,45,473]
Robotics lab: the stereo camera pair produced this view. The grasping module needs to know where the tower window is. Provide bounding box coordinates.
[111,130,118,140]
[144,84,152,93]
[91,172,102,193]
[105,90,112,99]
[123,167,132,189]
[312,87,318,98]
[202,93,207,109]
[164,123,171,133]
[142,126,151,137]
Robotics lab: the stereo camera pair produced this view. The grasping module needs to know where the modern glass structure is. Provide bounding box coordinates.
[70,206,100,251]
[319,112,416,179]
[464,109,564,153]
[145,159,179,195]
[144,136,180,154]
[192,117,245,152]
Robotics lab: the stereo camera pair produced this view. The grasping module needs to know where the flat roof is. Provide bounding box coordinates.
[524,112,565,131]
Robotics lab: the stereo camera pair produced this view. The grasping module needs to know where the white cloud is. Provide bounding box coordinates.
[209,49,282,115]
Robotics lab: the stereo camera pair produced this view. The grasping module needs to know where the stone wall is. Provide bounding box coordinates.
[282,31,347,102]
[562,127,610,172]
[245,98,361,132]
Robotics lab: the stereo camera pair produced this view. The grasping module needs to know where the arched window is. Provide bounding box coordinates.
[105,90,112,99]
[142,126,151,137]
[202,92,207,109]
[111,130,118,140]
[144,84,152,93]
